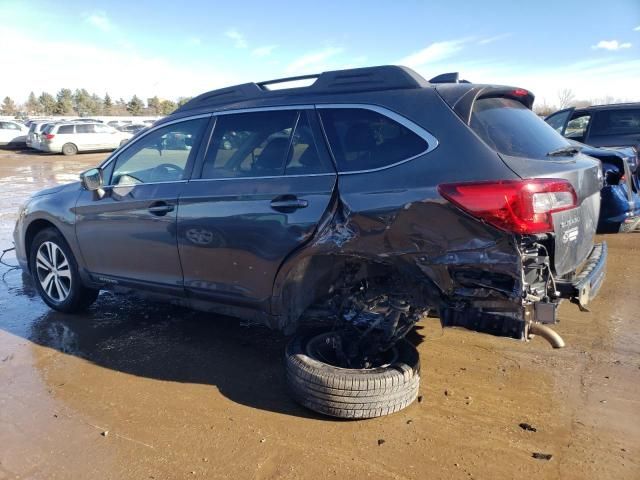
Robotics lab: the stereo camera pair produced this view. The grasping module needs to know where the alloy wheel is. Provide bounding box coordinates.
[35,241,72,302]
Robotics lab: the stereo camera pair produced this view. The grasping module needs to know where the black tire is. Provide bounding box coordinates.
[285,332,420,419]
[29,228,99,313]
[61,143,78,155]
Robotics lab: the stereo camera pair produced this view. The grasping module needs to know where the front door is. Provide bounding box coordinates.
[74,116,210,290]
[178,109,337,307]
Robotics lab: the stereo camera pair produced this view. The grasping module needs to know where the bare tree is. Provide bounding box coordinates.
[557,88,576,109]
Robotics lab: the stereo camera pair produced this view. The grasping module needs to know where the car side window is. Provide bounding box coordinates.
[590,109,640,136]
[201,110,298,179]
[319,108,428,172]
[110,118,208,186]
[75,124,95,134]
[564,113,591,140]
[58,125,75,134]
[94,124,113,133]
[545,110,572,134]
[285,111,332,175]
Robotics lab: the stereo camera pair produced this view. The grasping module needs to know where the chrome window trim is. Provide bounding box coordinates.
[99,113,213,170]
[189,172,335,182]
[102,180,189,188]
[212,105,314,116]
[315,103,439,175]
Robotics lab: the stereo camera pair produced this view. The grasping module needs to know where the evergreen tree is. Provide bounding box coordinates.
[38,92,57,115]
[159,99,177,115]
[103,93,113,114]
[147,96,161,115]
[55,89,74,115]
[1,97,17,115]
[126,95,145,115]
[25,92,40,115]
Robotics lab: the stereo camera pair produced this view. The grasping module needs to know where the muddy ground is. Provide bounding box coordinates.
[0,149,638,480]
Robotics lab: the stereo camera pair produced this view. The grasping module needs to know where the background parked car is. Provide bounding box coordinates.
[0,120,28,147]
[545,103,640,176]
[38,122,132,155]
[26,121,54,149]
[117,124,147,134]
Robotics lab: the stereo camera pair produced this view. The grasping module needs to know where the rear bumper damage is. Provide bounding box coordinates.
[440,241,607,346]
[556,242,607,309]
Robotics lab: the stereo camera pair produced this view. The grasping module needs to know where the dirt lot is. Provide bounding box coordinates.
[0,149,639,480]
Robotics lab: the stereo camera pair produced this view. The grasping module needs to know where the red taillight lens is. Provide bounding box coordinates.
[511,88,529,97]
[438,179,577,234]
[43,134,55,140]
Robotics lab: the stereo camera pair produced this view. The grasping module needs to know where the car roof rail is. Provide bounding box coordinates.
[428,72,471,84]
[176,65,429,112]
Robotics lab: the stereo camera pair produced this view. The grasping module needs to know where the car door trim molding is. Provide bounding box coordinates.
[189,172,335,182]
[315,103,440,175]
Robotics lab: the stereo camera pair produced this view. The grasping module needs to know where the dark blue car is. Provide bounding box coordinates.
[545,105,640,233]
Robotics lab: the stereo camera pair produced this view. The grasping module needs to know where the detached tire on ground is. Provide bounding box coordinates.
[285,332,420,419]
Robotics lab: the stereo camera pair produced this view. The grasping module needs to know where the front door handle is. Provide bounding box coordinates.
[270,195,308,211]
[148,201,175,216]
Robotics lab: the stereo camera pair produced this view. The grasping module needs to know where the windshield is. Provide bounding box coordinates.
[471,97,570,159]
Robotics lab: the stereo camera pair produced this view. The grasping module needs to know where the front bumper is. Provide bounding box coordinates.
[556,242,607,308]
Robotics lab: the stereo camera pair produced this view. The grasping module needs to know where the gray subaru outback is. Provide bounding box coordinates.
[13,66,607,418]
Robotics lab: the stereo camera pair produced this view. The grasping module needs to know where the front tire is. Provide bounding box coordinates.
[285,331,420,419]
[61,143,78,155]
[29,228,99,312]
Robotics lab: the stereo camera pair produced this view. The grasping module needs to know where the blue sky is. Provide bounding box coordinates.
[1,0,639,107]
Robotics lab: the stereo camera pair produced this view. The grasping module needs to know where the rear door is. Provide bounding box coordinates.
[469,96,601,275]
[178,108,337,307]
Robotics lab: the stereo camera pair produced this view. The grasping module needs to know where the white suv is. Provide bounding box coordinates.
[39,122,133,155]
[0,120,28,147]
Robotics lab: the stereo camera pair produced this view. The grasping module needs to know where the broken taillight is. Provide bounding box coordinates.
[438,179,577,234]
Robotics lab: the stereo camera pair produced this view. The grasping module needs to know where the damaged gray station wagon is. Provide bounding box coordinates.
[14,66,607,418]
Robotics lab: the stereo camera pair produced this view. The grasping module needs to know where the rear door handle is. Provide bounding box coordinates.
[270,196,308,211]
[148,201,175,216]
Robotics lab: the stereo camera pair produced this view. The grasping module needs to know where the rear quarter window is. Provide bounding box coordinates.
[57,125,75,134]
[319,108,428,172]
[590,109,640,136]
[471,97,569,159]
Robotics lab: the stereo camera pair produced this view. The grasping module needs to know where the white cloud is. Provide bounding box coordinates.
[85,12,112,33]
[397,40,467,68]
[592,40,632,50]
[478,33,512,45]
[252,45,277,57]
[634,25,640,31]
[286,47,344,74]
[0,26,240,102]
[225,29,247,49]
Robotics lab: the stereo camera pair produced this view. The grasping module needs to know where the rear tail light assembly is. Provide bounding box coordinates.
[43,133,55,140]
[438,179,577,234]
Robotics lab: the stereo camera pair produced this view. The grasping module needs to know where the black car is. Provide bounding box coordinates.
[546,103,640,174]
[13,66,606,419]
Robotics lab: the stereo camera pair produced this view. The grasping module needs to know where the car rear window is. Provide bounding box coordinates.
[57,125,75,134]
[319,108,428,172]
[590,109,640,136]
[470,97,569,159]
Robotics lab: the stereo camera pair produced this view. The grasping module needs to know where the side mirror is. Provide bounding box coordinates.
[80,168,103,191]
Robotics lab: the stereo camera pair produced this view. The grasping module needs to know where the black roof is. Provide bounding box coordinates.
[574,102,640,112]
[175,65,430,113]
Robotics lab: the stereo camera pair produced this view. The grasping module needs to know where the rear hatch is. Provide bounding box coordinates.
[441,87,602,275]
